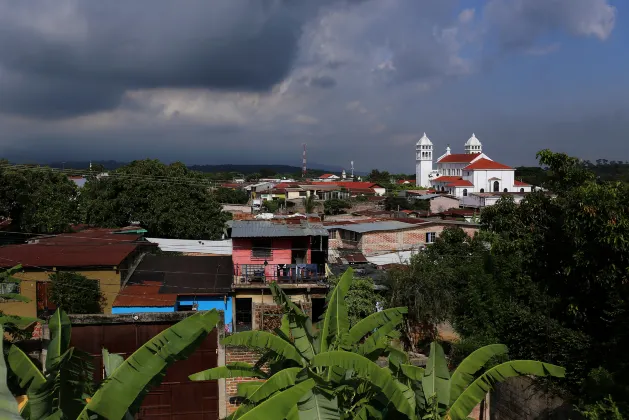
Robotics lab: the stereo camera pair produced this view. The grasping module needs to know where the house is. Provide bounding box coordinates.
[112,255,234,329]
[245,182,275,195]
[68,175,87,188]
[415,133,534,197]
[315,174,341,182]
[311,182,387,196]
[404,193,460,213]
[397,180,415,185]
[0,228,154,318]
[460,191,528,208]
[325,219,478,256]
[259,189,287,202]
[229,218,329,331]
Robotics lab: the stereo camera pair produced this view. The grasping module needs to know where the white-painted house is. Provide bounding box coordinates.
[415,133,532,198]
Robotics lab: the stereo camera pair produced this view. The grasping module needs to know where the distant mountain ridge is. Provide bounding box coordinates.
[43,160,367,175]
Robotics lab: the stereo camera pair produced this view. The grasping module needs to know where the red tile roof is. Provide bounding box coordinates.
[433,176,462,183]
[319,174,338,179]
[438,153,481,163]
[113,282,177,307]
[463,158,513,170]
[514,180,530,186]
[0,229,150,268]
[447,180,474,187]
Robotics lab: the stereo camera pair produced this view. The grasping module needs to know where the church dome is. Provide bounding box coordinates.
[465,133,481,146]
[416,132,433,146]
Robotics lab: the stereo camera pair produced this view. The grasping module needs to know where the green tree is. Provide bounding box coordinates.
[329,275,378,327]
[303,195,317,214]
[323,199,351,215]
[81,160,228,239]
[49,272,105,314]
[0,163,79,233]
[215,187,248,204]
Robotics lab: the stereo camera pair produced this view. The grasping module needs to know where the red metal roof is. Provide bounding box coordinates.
[319,174,337,179]
[113,282,177,307]
[514,180,530,186]
[433,176,463,182]
[463,158,513,170]
[438,153,481,163]
[447,180,474,187]
[0,229,149,268]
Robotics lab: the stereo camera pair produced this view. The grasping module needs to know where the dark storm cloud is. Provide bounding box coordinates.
[309,75,337,89]
[0,0,355,118]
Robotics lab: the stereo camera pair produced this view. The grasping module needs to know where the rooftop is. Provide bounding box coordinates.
[128,255,233,294]
[146,238,232,255]
[231,220,328,238]
[0,228,149,268]
[437,153,481,163]
[463,158,513,170]
[325,220,419,233]
[112,281,177,307]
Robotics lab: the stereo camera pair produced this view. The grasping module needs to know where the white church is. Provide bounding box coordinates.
[415,133,532,198]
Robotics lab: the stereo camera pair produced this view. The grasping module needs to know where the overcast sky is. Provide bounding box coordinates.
[0,0,626,172]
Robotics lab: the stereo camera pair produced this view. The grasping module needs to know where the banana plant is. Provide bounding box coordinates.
[0,325,22,419]
[191,268,413,419]
[6,308,220,420]
[409,342,566,420]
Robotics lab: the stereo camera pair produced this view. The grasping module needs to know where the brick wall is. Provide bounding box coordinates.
[490,376,576,420]
[225,347,263,415]
[253,302,312,330]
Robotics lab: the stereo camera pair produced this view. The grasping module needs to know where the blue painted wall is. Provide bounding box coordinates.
[176,296,232,325]
[112,306,175,314]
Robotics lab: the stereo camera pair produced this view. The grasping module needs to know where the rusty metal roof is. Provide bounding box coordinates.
[113,282,177,307]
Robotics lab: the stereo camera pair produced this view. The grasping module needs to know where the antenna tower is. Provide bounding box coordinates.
[350,161,354,178]
[302,143,307,177]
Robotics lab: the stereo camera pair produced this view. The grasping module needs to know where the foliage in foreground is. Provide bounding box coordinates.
[5,308,220,419]
[191,268,564,420]
[49,272,106,315]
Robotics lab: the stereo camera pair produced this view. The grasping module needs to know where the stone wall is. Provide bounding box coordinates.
[253,302,312,330]
[490,376,577,420]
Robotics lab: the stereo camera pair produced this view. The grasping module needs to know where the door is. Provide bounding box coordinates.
[36,281,56,317]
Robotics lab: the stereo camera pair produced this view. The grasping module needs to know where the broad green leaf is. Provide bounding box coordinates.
[357,316,403,356]
[400,364,425,381]
[222,331,305,365]
[347,307,408,345]
[238,379,316,420]
[237,382,264,398]
[0,326,23,419]
[396,379,416,414]
[243,368,301,402]
[449,344,508,405]
[448,360,565,420]
[102,348,125,378]
[422,342,450,409]
[270,283,316,361]
[280,314,291,338]
[8,345,46,392]
[298,389,340,420]
[190,362,267,381]
[0,293,30,302]
[46,309,71,371]
[312,351,415,419]
[78,310,220,420]
[0,315,41,329]
[320,268,353,353]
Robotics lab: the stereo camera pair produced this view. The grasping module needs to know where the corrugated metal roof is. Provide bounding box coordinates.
[411,194,442,200]
[325,221,417,233]
[113,282,177,307]
[231,220,328,238]
[147,238,232,255]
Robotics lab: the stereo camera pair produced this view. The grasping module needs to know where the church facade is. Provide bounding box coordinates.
[415,133,532,198]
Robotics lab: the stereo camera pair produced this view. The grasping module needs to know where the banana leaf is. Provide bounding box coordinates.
[447,360,565,420]
[0,326,23,419]
[320,268,353,353]
[449,344,508,405]
[243,368,302,402]
[347,307,408,345]
[357,316,403,356]
[0,315,40,329]
[78,310,220,420]
[422,342,450,409]
[270,283,316,361]
[238,379,316,420]
[312,351,415,419]
[8,345,46,393]
[222,331,305,365]
[190,362,268,381]
[237,382,264,398]
[400,365,425,382]
[46,309,71,371]
[297,388,340,420]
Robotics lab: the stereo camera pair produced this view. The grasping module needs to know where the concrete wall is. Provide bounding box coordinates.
[429,196,460,213]
[177,296,233,326]
[490,376,576,420]
[112,306,175,314]
[0,269,122,318]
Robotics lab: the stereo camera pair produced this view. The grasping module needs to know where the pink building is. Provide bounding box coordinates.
[230,219,329,284]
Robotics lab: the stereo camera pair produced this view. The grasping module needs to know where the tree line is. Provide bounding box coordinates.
[0,159,229,239]
[387,149,629,416]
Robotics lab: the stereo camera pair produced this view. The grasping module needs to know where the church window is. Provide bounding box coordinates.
[493,181,500,192]
[462,189,468,197]
[520,188,525,193]
[480,188,484,193]
[503,188,508,192]
[426,232,437,243]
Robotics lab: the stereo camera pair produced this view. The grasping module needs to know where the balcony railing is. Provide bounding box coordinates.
[234,263,326,285]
